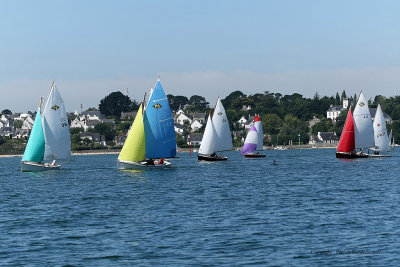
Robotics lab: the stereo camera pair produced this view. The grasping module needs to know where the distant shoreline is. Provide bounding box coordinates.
[0,145,337,158]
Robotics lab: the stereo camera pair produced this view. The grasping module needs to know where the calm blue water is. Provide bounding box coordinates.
[1,149,399,266]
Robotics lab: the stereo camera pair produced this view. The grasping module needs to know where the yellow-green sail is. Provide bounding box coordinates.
[118,104,146,162]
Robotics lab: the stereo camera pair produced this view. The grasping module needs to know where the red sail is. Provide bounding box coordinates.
[255,115,261,122]
[337,109,355,153]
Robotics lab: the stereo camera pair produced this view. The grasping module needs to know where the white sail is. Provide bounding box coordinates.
[389,129,395,150]
[42,83,71,161]
[199,115,216,155]
[212,98,233,152]
[353,92,374,149]
[254,117,263,150]
[372,104,390,152]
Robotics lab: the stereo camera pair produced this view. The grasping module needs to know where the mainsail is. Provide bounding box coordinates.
[22,107,45,163]
[337,109,355,153]
[372,104,390,152]
[143,80,176,158]
[212,98,233,152]
[198,114,217,155]
[254,115,263,150]
[118,104,146,162]
[241,126,258,155]
[42,83,71,161]
[353,92,374,149]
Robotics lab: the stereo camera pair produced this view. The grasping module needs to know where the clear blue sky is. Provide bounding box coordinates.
[1,0,400,112]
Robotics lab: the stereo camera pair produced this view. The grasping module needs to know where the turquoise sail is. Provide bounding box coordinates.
[22,108,45,162]
[143,80,176,158]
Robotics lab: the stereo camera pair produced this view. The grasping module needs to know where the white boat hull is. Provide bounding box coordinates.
[21,161,61,172]
[117,159,171,170]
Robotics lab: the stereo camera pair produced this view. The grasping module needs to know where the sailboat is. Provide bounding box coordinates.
[370,104,391,157]
[241,115,266,158]
[336,92,379,158]
[353,92,374,155]
[117,79,176,169]
[198,98,233,161]
[21,82,71,171]
[389,129,395,150]
[336,109,360,158]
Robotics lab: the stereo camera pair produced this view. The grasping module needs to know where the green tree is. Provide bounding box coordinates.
[12,120,23,129]
[168,95,189,112]
[71,133,82,144]
[188,95,209,109]
[94,123,116,141]
[99,91,138,117]
[221,91,246,108]
[1,109,12,114]
[335,92,341,105]
[116,121,132,135]
[341,90,347,101]
[262,114,282,135]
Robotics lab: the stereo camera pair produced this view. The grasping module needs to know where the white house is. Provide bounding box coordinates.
[21,116,35,130]
[308,116,321,128]
[238,116,248,127]
[175,112,192,126]
[174,123,184,134]
[327,99,349,121]
[190,120,203,132]
[79,110,104,121]
[244,116,255,130]
[70,118,88,131]
[0,115,12,128]
[176,108,185,115]
[13,113,31,121]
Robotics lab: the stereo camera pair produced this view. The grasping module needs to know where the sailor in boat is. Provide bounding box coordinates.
[146,159,155,165]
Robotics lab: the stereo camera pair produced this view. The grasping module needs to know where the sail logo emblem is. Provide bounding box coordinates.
[359,102,365,107]
[51,105,59,111]
[377,123,381,127]
[218,112,222,116]
[153,103,162,110]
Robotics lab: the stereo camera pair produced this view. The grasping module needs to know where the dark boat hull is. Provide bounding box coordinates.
[198,154,227,161]
[244,154,266,158]
[336,152,369,159]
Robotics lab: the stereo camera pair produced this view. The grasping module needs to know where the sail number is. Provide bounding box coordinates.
[363,115,369,118]
[61,122,68,127]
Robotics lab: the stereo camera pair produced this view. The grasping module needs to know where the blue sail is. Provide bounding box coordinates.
[143,80,176,158]
[22,108,45,162]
